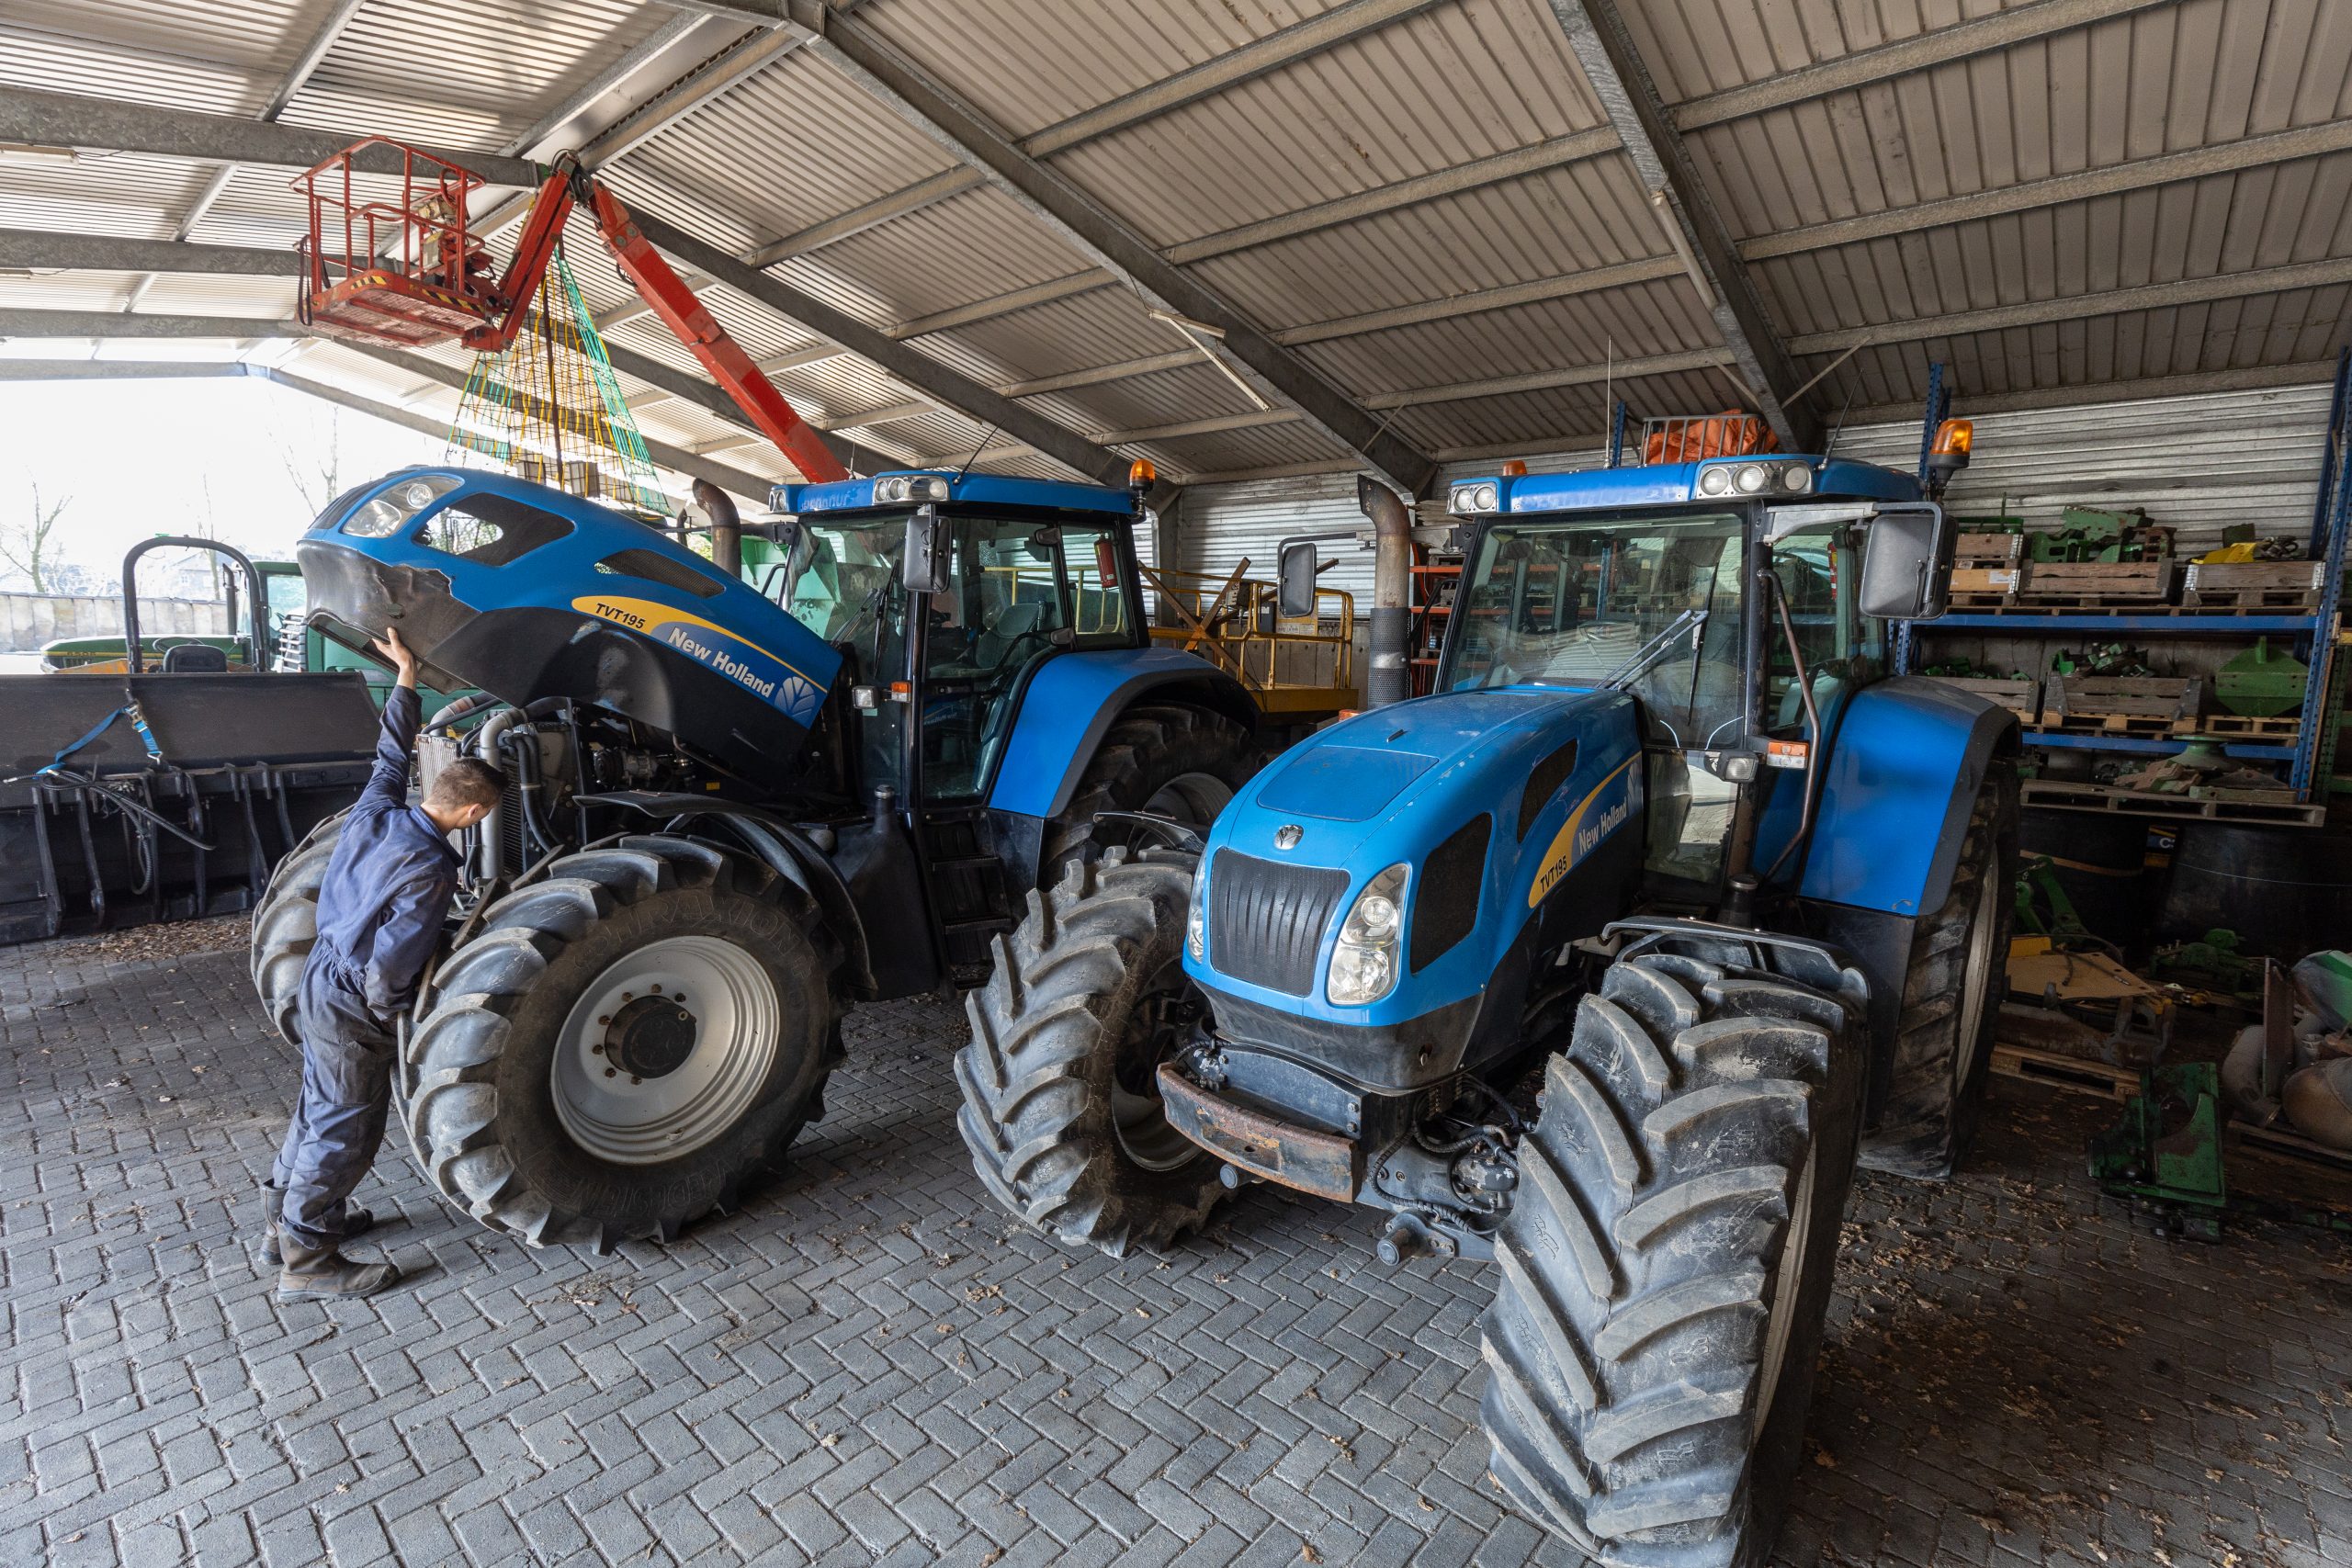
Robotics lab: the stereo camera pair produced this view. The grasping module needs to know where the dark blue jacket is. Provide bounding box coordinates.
[313,685,462,1016]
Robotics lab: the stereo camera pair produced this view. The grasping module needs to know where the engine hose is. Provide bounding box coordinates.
[426,691,500,731]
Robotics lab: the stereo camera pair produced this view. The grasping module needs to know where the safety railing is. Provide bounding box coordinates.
[292,138,491,316]
[1139,561,1356,704]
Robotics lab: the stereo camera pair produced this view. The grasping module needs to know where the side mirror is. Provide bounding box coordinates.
[901,506,950,593]
[1858,502,1954,620]
[1278,540,1318,618]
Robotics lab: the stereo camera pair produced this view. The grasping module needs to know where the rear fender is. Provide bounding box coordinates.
[577,792,876,998]
[1768,675,2018,918]
[984,648,1256,820]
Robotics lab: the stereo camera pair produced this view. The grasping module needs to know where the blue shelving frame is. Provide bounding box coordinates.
[1896,352,2351,807]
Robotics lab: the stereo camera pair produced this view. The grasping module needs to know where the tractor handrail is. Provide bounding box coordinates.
[120,536,269,675]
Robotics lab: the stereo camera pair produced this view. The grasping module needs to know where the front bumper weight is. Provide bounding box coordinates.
[1156,1063,1362,1202]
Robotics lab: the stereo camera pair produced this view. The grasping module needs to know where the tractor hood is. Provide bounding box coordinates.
[1185,684,1645,1045]
[296,468,842,779]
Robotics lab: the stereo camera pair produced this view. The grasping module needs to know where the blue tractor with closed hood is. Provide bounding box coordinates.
[954,418,2018,1568]
[249,460,1279,1251]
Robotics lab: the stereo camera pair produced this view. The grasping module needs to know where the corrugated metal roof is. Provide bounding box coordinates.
[4,0,2350,491]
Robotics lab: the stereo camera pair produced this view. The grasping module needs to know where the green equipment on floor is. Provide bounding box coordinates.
[2092,1062,2352,1240]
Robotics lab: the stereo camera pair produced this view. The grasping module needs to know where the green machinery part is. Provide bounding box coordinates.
[2091,1062,2352,1241]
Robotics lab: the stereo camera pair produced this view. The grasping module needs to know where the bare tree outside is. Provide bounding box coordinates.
[274,406,345,514]
[0,484,71,593]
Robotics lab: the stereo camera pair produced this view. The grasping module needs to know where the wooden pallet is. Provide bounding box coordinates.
[1925,674,2038,721]
[2182,559,2325,614]
[2199,712,2303,740]
[1949,566,2023,601]
[2019,778,2326,826]
[2028,714,2197,739]
[2015,559,2177,605]
[1991,1043,2139,1100]
[2041,674,2202,729]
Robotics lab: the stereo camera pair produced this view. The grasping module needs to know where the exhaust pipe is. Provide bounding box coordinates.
[1356,476,1412,709]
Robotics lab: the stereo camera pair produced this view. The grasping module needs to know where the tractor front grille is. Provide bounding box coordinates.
[1206,849,1350,998]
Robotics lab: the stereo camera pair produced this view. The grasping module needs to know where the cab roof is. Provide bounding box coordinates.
[771,471,1136,517]
[1462,457,1919,516]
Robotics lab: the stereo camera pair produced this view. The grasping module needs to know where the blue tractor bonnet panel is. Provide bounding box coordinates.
[297,468,843,779]
[986,646,1252,820]
[1758,676,2012,917]
[1456,457,1920,516]
[773,470,1138,518]
[1182,689,1644,1026]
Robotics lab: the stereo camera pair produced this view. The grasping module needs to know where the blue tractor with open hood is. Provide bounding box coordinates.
[954,418,2018,1568]
[249,461,1270,1250]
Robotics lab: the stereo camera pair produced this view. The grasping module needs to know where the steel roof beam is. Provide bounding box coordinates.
[1543,1,1812,449]
[1788,257,2352,356]
[0,358,249,381]
[1673,0,2177,132]
[0,88,1127,484]
[1744,118,2352,262]
[741,0,2178,355]
[659,1,1434,494]
[1833,359,2346,427]
[0,229,300,275]
[119,0,368,312]
[0,307,292,339]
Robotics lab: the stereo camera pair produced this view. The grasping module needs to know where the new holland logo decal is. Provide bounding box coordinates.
[571,594,827,724]
[1526,755,1638,908]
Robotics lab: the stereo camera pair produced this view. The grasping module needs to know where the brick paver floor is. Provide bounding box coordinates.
[6,915,2351,1566]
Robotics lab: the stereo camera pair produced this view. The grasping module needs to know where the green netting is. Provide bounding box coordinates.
[447,242,670,516]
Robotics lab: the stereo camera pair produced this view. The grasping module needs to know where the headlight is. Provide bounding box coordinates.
[1327,863,1408,1006]
[876,476,910,503]
[1781,465,1813,492]
[1736,463,1769,493]
[343,472,458,537]
[1449,481,1500,515]
[1698,467,1732,496]
[1187,866,1208,962]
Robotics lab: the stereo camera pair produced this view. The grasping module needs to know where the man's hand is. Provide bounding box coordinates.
[370,625,420,691]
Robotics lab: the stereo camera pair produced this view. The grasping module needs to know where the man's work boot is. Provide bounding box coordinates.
[277,1236,401,1302]
[258,1213,371,1269]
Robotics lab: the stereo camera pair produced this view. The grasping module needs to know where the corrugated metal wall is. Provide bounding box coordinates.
[1831,384,2337,550]
[1169,471,1376,607]
[1177,383,2339,577]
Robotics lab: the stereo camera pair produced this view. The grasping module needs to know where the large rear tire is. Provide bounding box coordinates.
[403,833,842,1249]
[1860,762,2018,1179]
[1479,942,1862,1568]
[1041,704,1256,875]
[249,809,349,1045]
[956,848,1227,1256]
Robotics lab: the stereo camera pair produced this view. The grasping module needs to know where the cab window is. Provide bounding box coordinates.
[414,493,574,566]
[1763,523,1878,737]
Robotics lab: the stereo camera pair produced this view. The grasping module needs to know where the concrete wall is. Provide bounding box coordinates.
[0,594,227,652]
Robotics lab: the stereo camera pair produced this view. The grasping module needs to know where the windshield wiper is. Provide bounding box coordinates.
[1599,607,1708,690]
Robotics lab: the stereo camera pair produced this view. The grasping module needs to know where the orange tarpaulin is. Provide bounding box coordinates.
[1645,412,1781,465]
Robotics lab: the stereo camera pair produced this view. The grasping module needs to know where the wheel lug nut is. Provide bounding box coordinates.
[597,1015,610,1025]
[629,1075,642,1085]
[604,1066,616,1077]
[620,991,632,1001]
[591,1043,604,1055]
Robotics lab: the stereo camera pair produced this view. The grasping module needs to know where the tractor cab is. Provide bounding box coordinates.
[1438,452,1955,910]
[763,468,1157,811]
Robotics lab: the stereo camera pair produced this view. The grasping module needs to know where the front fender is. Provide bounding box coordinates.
[984,647,1255,819]
[1777,676,2017,917]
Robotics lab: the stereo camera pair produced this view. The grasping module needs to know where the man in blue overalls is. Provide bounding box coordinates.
[265,626,503,1300]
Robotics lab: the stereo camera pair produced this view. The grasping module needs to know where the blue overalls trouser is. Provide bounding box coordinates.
[270,946,398,1249]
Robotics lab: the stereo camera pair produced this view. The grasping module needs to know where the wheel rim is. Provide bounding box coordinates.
[550,934,781,1165]
[1109,958,1204,1172]
[1144,770,1234,829]
[1952,865,2002,1100]
[1752,1141,1821,1442]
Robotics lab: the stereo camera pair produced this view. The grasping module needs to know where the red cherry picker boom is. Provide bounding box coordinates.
[291,138,849,487]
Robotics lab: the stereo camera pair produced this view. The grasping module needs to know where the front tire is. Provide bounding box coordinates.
[1860,762,2018,1179]
[403,834,842,1249]
[956,849,1227,1256]
[1041,704,1256,874]
[1479,942,1862,1568]
[249,809,349,1045]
